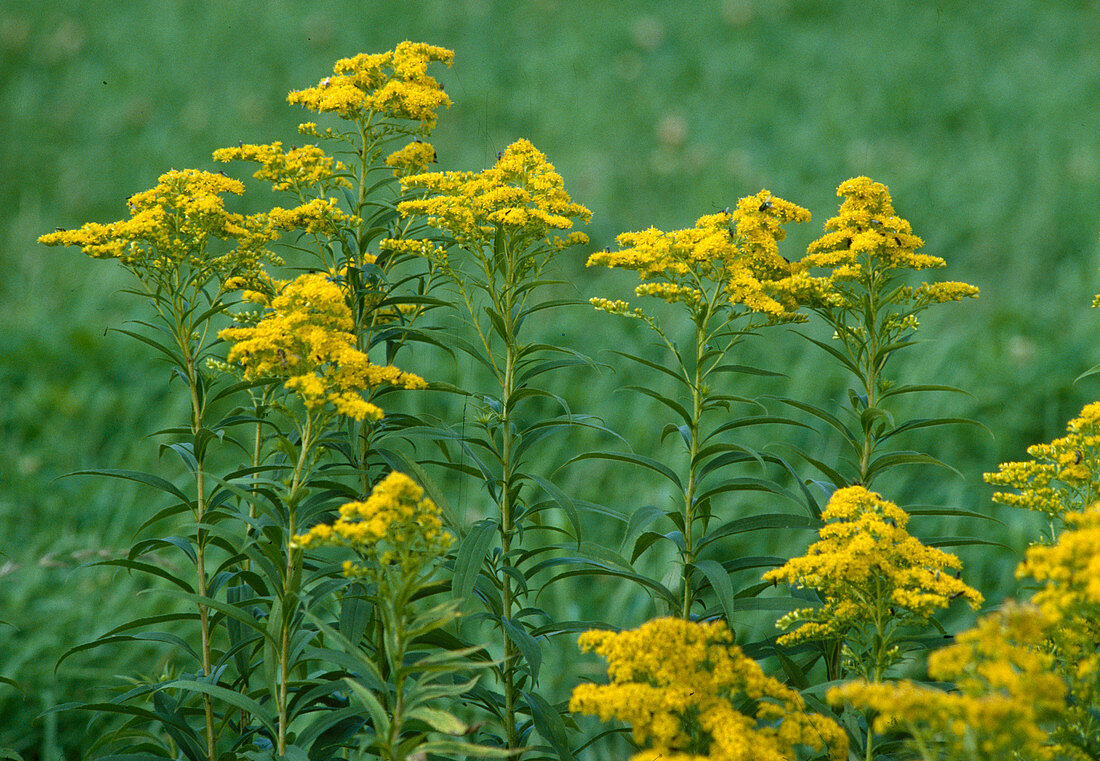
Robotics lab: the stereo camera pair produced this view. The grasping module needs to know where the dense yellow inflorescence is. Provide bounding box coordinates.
[569,617,847,761]
[764,486,982,646]
[385,140,437,177]
[287,42,453,131]
[984,401,1100,522]
[802,176,939,273]
[830,602,1068,761]
[395,138,591,250]
[37,169,274,279]
[212,141,350,195]
[292,471,451,577]
[588,191,811,320]
[832,498,1100,758]
[265,197,359,236]
[1019,506,1100,725]
[776,176,979,312]
[219,273,425,420]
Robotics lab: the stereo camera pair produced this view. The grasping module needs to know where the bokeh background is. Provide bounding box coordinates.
[3,0,1100,757]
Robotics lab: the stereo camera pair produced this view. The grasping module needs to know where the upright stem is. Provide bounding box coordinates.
[857,271,882,487]
[277,413,313,755]
[498,245,520,753]
[382,595,409,761]
[680,321,706,619]
[184,345,216,761]
[189,378,216,756]
[863,577,891,761]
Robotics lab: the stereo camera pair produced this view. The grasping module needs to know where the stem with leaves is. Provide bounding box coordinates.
[155,274,223,761]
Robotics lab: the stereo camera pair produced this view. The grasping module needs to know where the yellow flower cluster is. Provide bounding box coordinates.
[385,140,437,177]
[832,498,1100,758]
[1023,507,1100,619]
[802,176,939,273]
[589,193,811,321]
[293,471,451,576]
[287,42,453,131]
[588,298,637,317]
[984,401,1100,521]
[913,280,982,304]
[1019,506,1100,752]
[774,176,978,312]
[397,138,591,250]
[570,618,847,761]
[212,141,350,194]
[831,602,1067,761]
[379,237,449,267]
[764,486,982,646]
[219,273,425,420]
[38,169,273,279]
[266,197,359,236]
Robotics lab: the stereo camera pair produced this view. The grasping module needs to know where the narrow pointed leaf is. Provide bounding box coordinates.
[523,691,575,761]
[560,451,681,490]
[692,559,736,623]
[453,519,498,605]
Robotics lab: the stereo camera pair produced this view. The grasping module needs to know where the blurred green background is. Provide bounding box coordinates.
[3,0,1100,757]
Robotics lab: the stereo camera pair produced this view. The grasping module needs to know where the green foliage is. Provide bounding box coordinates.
[6,5,1100,761]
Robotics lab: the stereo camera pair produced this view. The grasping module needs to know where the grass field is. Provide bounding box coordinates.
[3,1,1100,757]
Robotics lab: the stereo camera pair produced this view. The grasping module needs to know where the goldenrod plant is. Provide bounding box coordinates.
[765,486,982,759]
[387,137,596,759]
[293,472,506,761]
[1015,505,1100,756]
[41,169,278,760]
[830,602,1067,761]
[772,176,980,490]
[44,44,452,760]
[765,487,982,674]
[218,273,425,755]
[833,503,1100,759]
[37,38,1100,761]
[570,617,848,761]
[985,401,1100,539]
[579,194,820,623]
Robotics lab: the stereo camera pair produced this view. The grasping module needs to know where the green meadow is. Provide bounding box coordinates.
[3,1,1100,757]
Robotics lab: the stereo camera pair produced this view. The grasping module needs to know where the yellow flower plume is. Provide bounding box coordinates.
[764,486,982,646]
[292,471,451,578]
[397,138,591,250]
[219,273,425,420]
[212,141,350,195]
[588,190,811,321]
[38,169,274,280]
[985,401,1100,522]
[570,617,847,761]
[287,42,453,131]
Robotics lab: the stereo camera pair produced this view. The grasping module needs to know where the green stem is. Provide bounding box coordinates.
[864,578,891,761]
[498,242,520,754]
[177,298,217,761]
[382,594,409,761]
[277,412,314,756]
[857,273,881,487]
[680,320,706,619]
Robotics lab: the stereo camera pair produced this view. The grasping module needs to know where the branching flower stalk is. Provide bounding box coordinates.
[271,44,453,498]
[220,272,425,753]
[588,192,813,618]
[392,138,591,753]
[39,168,278,761]
[772,176,980,489]
[764,485,983,758]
